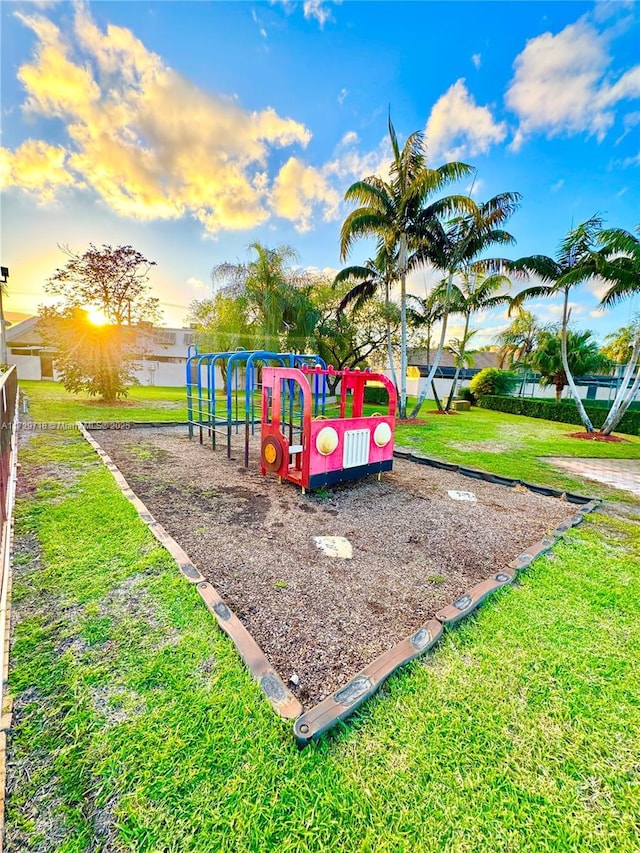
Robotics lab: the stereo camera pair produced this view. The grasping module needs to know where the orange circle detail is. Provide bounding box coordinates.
[264,443,277,464]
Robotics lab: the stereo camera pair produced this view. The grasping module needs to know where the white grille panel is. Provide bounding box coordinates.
[343,429,370,468]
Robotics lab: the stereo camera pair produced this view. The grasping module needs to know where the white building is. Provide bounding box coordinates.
[6,317,195,387]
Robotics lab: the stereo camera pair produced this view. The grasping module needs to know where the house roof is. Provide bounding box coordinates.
[408,348,500,370]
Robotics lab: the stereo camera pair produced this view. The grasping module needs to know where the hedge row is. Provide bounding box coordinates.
[364,385,390,405]
[476,395,640,436]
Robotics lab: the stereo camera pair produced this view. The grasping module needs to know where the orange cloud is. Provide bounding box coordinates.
[3,4,323,232]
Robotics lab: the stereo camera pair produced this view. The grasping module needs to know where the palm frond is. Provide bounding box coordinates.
[509,284,555,315]
[509,254,562,282]
[337,279,378,314]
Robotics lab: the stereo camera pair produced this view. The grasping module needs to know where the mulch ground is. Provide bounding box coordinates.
[93,426,572,705]
[568,431,629,443]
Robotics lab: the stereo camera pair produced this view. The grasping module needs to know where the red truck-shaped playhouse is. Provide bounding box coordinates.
[260,365,397,492]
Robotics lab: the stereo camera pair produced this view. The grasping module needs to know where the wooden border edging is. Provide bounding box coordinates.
[77,423,302,721]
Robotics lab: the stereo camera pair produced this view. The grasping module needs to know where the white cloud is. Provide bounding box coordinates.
[471,53,482,69]
[551,179,565,192]
[339,130,359,147]
[324,132,392,183]
[425,79,507,162]
[338,87,348,105]
[506,17,640,149]
[3,5,317,234]
[302,0,338,27]
[592,0,635,24]
[275,0,339,28]
[187,277,207,290]
[271,156,340,231]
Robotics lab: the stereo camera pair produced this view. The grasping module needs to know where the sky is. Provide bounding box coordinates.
[1,0,639,347]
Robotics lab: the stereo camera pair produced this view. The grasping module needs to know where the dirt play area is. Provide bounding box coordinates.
[91,425,572,705]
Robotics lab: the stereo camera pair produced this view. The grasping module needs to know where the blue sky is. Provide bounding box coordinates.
[1,0,639,346]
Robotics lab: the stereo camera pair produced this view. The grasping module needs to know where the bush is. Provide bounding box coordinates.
[363,385,389,406]
[469,368,518,399]
[477,395,640,436]
[457,387,477,405]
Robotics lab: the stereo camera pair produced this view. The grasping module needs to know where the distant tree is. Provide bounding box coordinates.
[209,243,319,353]
[601,324,637,366]
[496,308,542,369]
[529,328,609,403]
[39,307,144,403]
[45,244,160,325]
[187,293,256,354]
[313,279,400,394]
[40,244,159,402]
[439,269,511,411]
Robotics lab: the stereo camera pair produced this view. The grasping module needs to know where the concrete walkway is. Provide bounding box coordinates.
[546,457,640,497]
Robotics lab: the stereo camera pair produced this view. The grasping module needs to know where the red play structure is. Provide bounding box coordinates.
[260,365,397,492]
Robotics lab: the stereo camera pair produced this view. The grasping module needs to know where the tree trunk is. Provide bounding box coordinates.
[445,312,470,411]
[385,280,399,393]
[398,235,408,419]
[555,384,563,403]
[431,380,444,412]
[601,331,640,435]
[560,286,594,432]
[409,271,453,419]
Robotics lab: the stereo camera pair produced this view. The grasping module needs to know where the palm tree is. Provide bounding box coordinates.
[339,117,475,418]
[496,308,543,397]
[334,244,399,389]
[595,227,640,434]
[441,269,512,410]
[445,330,478,410]
[406,286,447,409]
[509,217,604,433]
[496,308,541,369]
[530,328,609,402]
[597,226,640,308]
[409,192,521,418]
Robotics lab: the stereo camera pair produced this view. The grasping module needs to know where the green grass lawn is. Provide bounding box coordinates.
[395,405,640,502]
[19,380,190,423]
[6,385,640,851]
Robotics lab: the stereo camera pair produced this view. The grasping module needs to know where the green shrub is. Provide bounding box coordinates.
[364,385,390,406]
[477,395,640,436]
[469,368,518,399]
[457,387,477,405]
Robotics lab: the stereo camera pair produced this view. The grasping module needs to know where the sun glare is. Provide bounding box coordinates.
[87,308,108,326]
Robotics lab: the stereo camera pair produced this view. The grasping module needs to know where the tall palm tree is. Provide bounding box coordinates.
[406,286,448,410]
[339,117,475,418]
[597,226,640,308]
[409,192,521,418]
[334,244,399,389]
[509,217,604,433]
[595,226,640,434]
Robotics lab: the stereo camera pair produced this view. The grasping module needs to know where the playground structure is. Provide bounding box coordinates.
[261,365,397,492]
[186,347,327,467]
[186,347,398,491]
